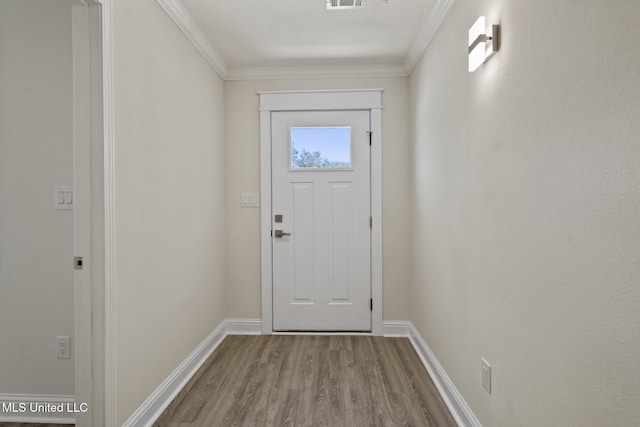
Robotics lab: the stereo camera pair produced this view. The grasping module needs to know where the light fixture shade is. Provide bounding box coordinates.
[468,42,486,72]
[468,16,486,47]
[468,16,499,72]
[468,16,486,72]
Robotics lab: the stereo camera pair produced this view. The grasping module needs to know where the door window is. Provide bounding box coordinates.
[290,127,352,169]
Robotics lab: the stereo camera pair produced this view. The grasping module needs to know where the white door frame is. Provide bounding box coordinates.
[71,3,91,425]
[259,90,383,336]
[71,1,114,426]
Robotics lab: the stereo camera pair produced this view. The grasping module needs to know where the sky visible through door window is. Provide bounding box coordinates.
[291,127,351,169]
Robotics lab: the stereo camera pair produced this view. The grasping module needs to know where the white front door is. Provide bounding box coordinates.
[271,110,371,331]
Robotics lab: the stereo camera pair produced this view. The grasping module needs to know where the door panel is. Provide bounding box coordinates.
[272,110,371,331]
[292,182,314,301]
[329,182,352,302]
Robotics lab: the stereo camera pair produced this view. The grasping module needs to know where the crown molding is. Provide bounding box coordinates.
[157,0,455,81]
[156,0,228,78]
[404,0,457,74]
[226,64,408,81]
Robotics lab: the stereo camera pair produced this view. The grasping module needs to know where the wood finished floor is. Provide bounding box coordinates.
[154,335,456,427]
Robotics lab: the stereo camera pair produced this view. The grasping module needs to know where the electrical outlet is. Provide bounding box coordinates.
[481,358,491,393]
[56,336,71,359]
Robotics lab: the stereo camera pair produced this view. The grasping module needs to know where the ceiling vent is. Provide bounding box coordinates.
[327,0,365,10]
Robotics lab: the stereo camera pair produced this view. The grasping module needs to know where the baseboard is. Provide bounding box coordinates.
[382,320,411,337]
[225,318,262,335]
[0,394,76,424]
[121,320,227,427]
[408,323,482,427]
[230,319,410,336]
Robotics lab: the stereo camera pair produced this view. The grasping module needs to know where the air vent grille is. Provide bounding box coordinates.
[327,0,364,10]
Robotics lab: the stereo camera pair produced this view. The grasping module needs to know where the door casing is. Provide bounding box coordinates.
[71,1,114,425]
[259,90,383,335]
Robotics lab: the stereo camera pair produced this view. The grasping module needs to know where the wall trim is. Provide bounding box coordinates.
[98,0,116,426]
[0,394,76,424]
[225,318,262,335]
[226,64,408,81]
[404,0,457,74]
[227,320,416,336]
[121,321,227,427]
[382,320,412,337]
[72,3,100,425]
[155,0,228,79]
[408,323,482,427]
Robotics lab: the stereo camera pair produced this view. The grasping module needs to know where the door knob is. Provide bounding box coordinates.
[274,230,291,238]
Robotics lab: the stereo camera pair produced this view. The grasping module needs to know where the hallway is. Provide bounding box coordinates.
[1,1,639,426]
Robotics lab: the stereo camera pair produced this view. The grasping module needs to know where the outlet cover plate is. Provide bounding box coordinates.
[56,336,71,359]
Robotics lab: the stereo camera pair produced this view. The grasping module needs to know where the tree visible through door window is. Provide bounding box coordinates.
[291,127,351,169]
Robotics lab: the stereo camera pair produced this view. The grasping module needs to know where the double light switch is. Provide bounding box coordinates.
[54,185,73,210]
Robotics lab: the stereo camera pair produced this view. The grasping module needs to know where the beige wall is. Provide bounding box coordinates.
[0,0,75,395]
[224,77,411,321]
[112,0,226,423]
[409,0,640,426]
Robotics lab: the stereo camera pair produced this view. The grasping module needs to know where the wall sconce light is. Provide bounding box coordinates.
[468,17,500,72]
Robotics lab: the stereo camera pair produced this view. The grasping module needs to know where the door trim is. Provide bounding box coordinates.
[259,90,383,336]
[71,3,92,425]
[72,1,114,426]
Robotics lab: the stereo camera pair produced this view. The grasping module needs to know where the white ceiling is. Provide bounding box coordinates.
[160,0,452,79]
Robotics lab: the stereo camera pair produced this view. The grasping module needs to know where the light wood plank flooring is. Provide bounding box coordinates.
[154,335,456,427]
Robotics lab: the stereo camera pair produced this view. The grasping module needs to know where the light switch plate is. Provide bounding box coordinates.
[54,185,73,210]
[241,193,259,208]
